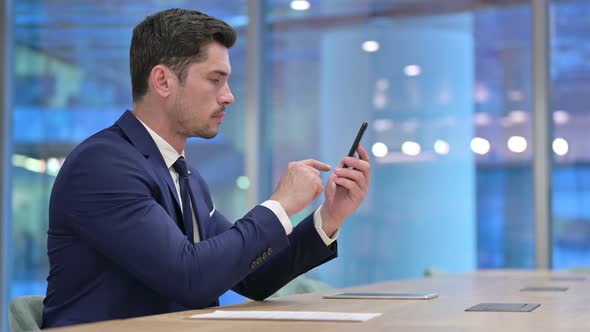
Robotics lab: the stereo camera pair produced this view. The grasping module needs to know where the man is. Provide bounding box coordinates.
[42,8,370,328]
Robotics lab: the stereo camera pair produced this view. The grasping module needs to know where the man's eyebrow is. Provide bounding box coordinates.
[210,70,230,77]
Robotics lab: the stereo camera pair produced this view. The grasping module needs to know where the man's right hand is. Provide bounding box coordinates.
[269,159,332,216]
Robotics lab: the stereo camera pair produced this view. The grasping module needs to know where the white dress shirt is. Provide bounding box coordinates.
[137,117,338,245]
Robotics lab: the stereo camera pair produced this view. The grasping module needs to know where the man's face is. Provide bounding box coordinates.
[172,42,234,139]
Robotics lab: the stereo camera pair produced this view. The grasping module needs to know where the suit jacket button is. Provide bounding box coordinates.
[250,261,257,269]
[262,252,268,260]
[256,257,263,265]
[267,248,273,256]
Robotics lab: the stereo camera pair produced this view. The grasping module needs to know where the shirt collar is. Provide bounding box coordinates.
[135,116,184,169]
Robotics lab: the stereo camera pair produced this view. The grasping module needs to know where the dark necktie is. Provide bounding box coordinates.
[172,157,195,243]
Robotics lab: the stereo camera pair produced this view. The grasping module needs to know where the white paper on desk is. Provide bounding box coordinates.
[188,310,381,322]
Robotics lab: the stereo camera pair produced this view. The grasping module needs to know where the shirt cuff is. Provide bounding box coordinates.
[260,200,293,235]
[314,205,339,246]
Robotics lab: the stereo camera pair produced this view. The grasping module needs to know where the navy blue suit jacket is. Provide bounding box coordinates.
[42,111,337,328]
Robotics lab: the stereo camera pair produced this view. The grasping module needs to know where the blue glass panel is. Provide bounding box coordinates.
[550,0,590,269]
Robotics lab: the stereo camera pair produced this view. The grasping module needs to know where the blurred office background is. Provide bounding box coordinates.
[1,0,589,330]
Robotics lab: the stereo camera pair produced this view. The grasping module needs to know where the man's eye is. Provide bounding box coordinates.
[210,79,220,84]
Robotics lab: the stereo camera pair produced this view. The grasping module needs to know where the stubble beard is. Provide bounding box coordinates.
[174,97,221,139]
[177,118,218,139]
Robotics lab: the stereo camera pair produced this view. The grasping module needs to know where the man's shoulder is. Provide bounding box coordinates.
[60,124,147,179]
[70,124,136,159]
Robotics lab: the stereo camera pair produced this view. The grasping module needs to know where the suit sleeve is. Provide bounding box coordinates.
[197,178,338,300]
[54,142,290,309]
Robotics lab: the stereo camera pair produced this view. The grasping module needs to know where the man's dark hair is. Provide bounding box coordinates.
[130,8,237,102]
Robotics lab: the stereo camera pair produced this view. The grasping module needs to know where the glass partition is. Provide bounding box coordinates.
[265,1,534,288]
[550,0,590,269]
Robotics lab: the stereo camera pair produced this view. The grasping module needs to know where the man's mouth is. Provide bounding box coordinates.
[212,111,225,122]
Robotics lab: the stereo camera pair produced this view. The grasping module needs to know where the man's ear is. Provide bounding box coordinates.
[149,65,175,98]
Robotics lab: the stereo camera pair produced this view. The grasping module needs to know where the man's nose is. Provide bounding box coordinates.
[219,84,234,105]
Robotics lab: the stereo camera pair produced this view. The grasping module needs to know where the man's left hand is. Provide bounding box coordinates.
[320,145,371,237]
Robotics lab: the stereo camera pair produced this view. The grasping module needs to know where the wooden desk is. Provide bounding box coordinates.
[50,270,590,331]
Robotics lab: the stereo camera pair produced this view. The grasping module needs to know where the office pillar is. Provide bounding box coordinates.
[532,0,552,269]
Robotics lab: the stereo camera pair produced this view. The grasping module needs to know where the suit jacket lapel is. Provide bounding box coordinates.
[115,110,181,209]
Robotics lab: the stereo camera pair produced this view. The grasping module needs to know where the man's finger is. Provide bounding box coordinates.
[357,145,370,162]
[342,156,370,173]
[333,176,362,194]
[334,167,368,193]
[301,159,332,171]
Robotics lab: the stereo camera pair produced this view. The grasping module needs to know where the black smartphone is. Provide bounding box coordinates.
[343,121,368,168]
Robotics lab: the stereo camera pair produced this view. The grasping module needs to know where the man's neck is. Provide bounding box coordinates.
[132,103,186,154]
